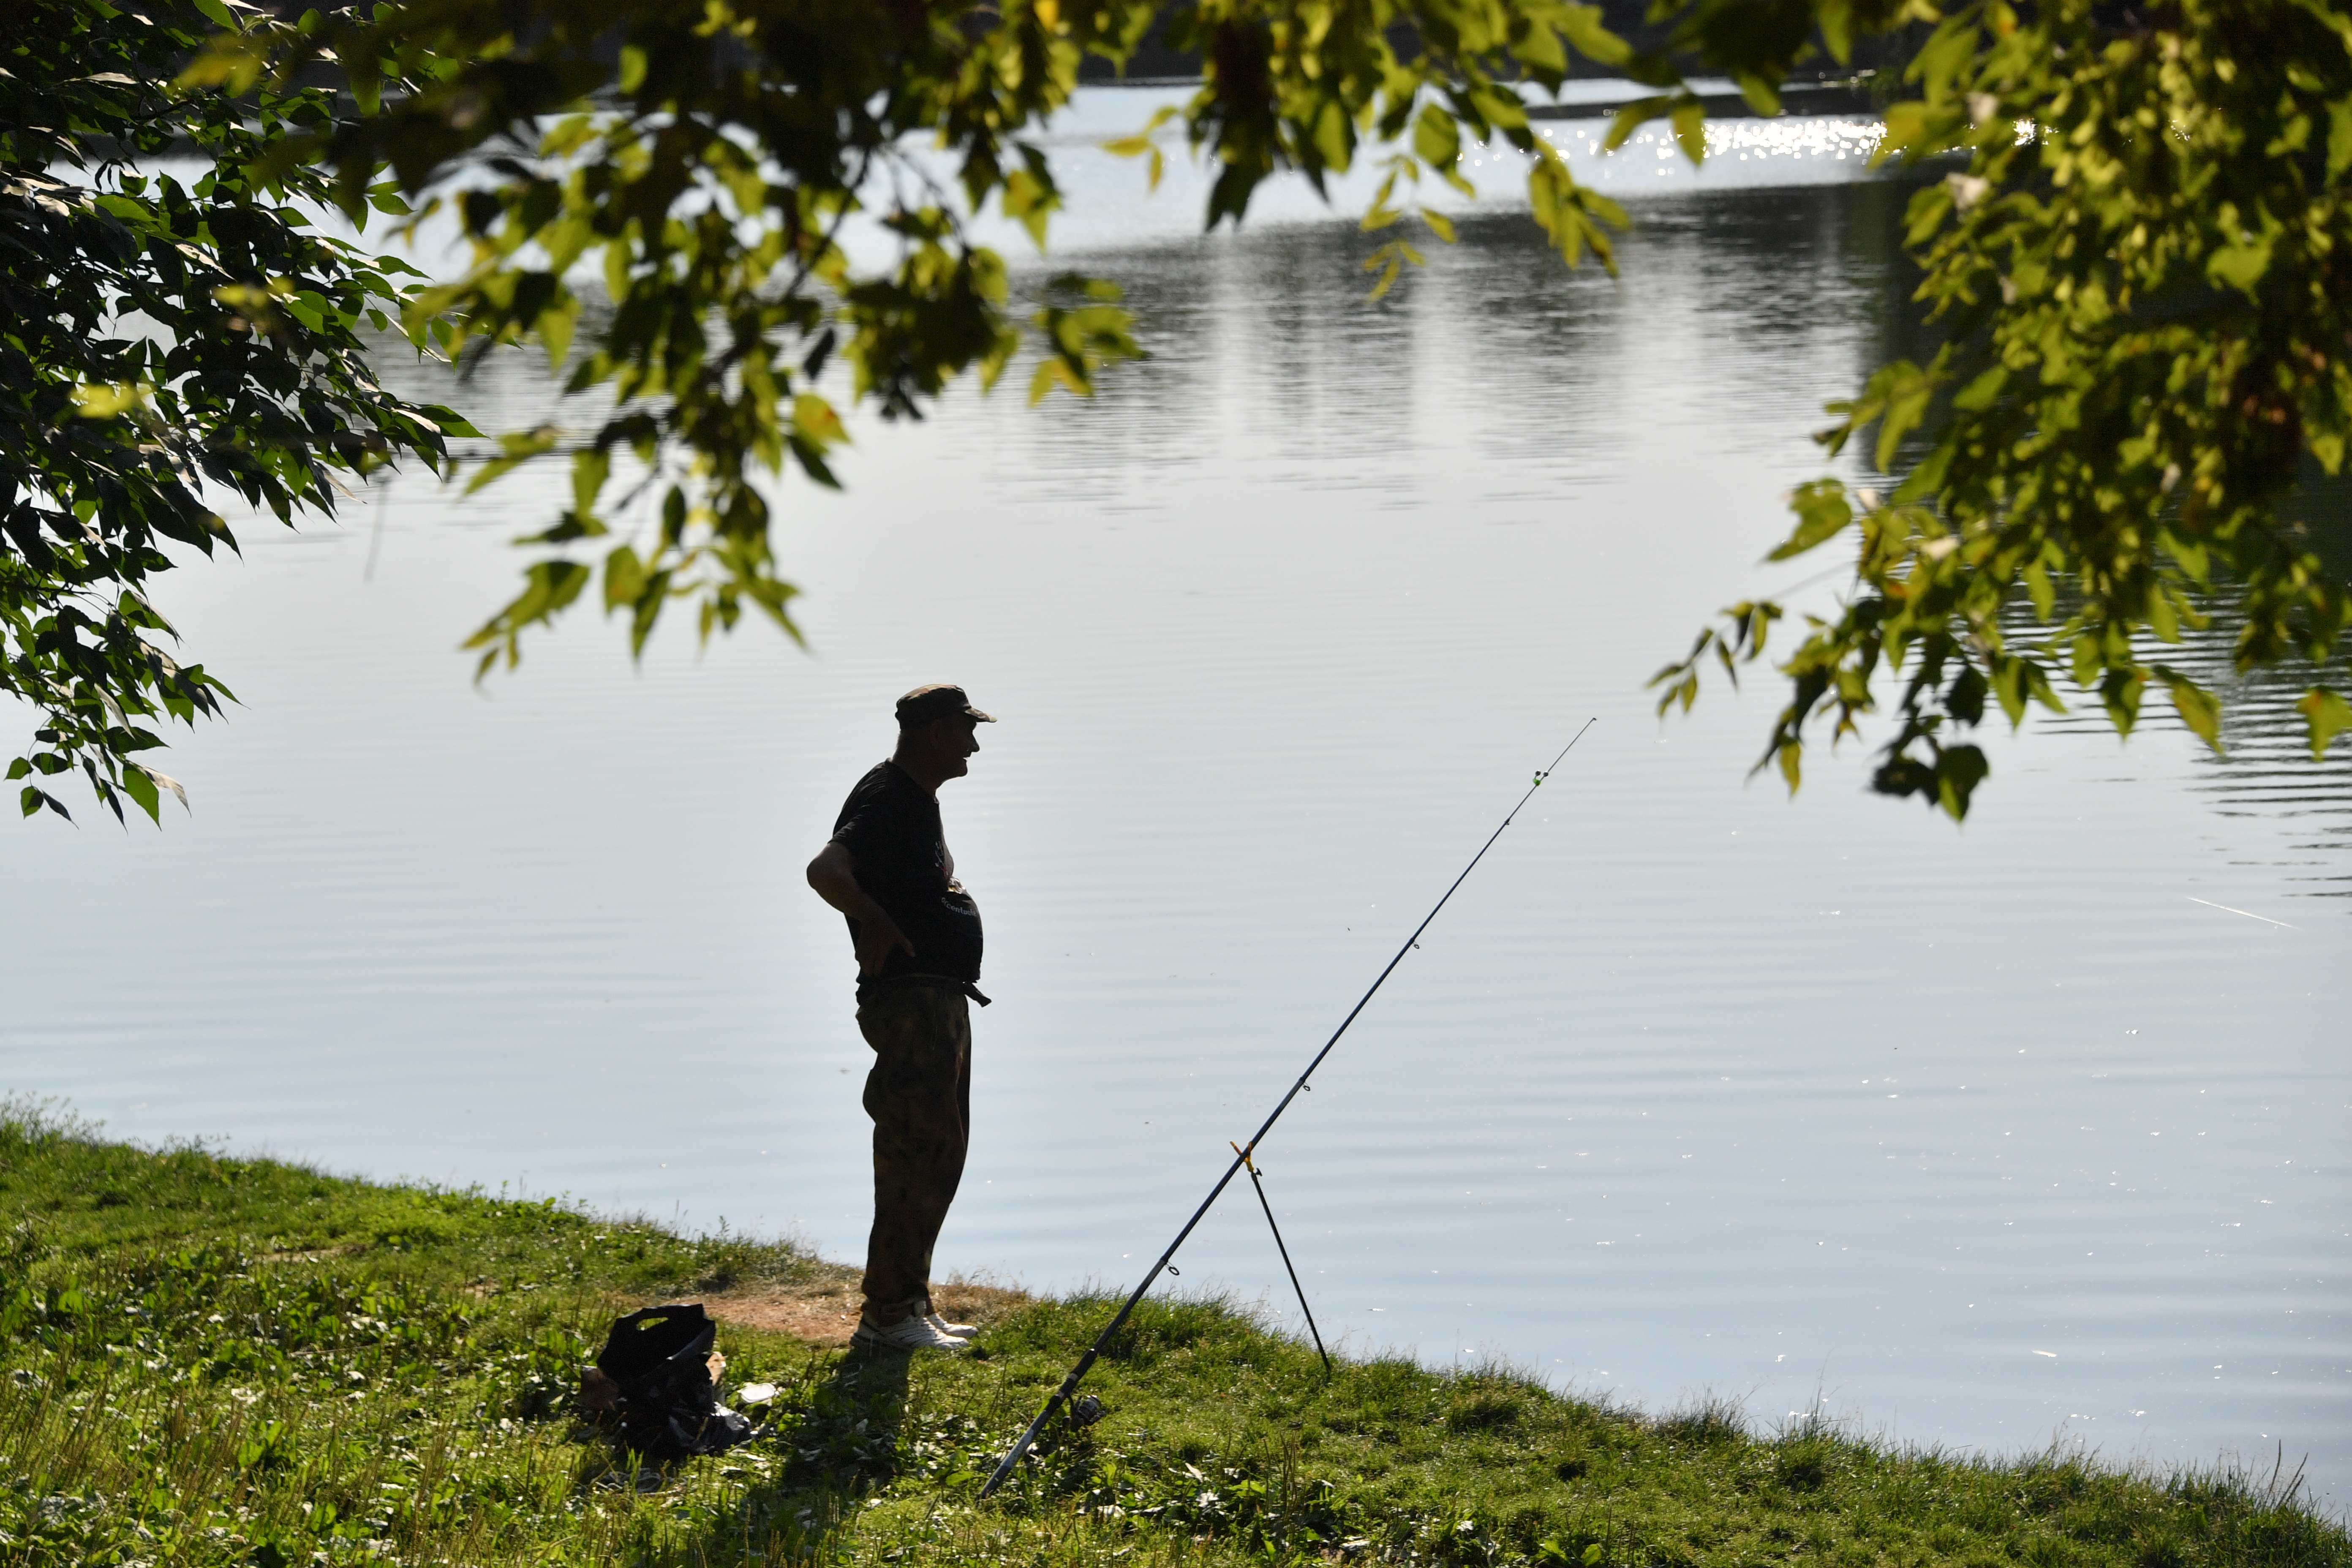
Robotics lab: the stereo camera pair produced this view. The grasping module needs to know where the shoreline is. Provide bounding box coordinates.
[2,1105,2341,1565]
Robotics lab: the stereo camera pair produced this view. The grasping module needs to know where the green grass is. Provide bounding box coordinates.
[0,1100,2341,1567]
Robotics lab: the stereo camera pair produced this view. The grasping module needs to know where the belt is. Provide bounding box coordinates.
[857,973,991,1007]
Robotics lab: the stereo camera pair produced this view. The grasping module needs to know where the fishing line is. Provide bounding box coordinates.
[978,716,1598,1498]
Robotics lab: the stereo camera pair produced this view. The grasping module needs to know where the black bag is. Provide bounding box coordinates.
[586,1303,758,1459]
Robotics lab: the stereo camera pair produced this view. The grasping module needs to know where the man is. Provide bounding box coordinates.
[806,684,996,1353]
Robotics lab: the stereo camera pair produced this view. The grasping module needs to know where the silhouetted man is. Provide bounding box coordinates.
[806,684,994,1353]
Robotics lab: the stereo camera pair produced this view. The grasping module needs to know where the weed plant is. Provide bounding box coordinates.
[0,1102,2341,1566]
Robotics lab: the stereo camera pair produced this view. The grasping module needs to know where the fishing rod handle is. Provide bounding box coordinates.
[976,1158,1243,1500]
[979,1349,1099,1498]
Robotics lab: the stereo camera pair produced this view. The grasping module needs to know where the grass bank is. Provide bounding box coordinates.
[0,1104,2340,1568]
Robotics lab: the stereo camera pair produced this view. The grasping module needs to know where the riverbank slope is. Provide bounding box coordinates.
[0,1105,2339,1566]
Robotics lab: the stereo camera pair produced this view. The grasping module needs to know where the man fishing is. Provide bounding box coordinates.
[806,684,996,1353]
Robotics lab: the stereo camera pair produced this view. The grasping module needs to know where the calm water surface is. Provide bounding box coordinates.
[6,113,2348,1500]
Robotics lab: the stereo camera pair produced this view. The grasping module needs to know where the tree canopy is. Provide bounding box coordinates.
[3,0,472,824]
[1652,0,2352,814]
[6,0,2346,823]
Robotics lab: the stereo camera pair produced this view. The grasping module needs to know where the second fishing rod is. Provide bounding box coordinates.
[979,716,1597,1498]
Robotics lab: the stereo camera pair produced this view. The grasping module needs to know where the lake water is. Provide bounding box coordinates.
[5,101,2348,1504]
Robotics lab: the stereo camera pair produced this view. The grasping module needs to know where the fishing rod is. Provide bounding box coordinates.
[978,716,1598,1499]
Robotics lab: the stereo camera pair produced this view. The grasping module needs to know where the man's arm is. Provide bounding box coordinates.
[807,841,916,975]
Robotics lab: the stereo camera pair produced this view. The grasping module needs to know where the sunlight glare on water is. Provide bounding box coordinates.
[4,107,2347,1500]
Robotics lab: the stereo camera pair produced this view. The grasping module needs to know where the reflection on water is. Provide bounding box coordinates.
[2093,618,2351,908]
[1993,575,2352,909]
[4,161,2347,1501]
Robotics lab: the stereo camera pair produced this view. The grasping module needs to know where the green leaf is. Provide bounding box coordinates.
[71,383,148,419]
[1877,101,1928,161]
[418,405,484,439]
[192,0,236,26]
[1770,482,1854,561]
[349,60,381,117]
[1359,239,1424,301]
[1412,105,1461,173]
[2156,668,2224,754]
[792,393,847,449]
[571,446,611,521]
[537,300,578,371]
[1935,744,1989,822]
[604,545,647,614]
[1103,105,1177,161]
[1818,0,1854,65]
[1991,655,2064,729]
[2298,686,2351,760]
[1950,365,2007,413]
[1556,5,1630,68]
[1867,362,1935,474]
[1002,167,1057,250]
[1670,97,1707,166]
[1732,73,1780,119]
[514,513,605,545]
[465,425,561,495]
[120,765,160,824]
[2099,666,2147,738]
[284,291,328,333]
[2206,234,2274,293]
[1603,95,1673,154]
[2022,559,2056,622]
[1515,19,1565,78]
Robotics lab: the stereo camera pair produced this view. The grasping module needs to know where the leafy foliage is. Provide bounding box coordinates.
[194,0,1919,682]
[0,0,473,823]
[1658,0,2352,816]
[19,0,2349,819]
[188,0,1163,677]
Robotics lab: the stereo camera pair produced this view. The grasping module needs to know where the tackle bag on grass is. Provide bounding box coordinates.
[581,1303,758,1459]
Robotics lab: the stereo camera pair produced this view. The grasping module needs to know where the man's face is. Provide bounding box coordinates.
[933,715,981,778]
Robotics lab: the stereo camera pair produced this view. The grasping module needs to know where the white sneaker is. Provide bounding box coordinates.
[852,1313,968,1353]
[926,1309,977,1339]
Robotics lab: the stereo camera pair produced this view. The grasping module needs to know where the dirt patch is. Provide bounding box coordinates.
[705,1274,1032,1349]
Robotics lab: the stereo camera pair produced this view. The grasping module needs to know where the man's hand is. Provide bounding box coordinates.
[807,841,916,975]
[852,909,916,976]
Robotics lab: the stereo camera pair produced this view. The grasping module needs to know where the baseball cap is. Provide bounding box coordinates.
[895,684,997,725]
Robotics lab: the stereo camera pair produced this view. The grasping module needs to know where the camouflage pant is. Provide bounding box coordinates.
[857,978,972,1322]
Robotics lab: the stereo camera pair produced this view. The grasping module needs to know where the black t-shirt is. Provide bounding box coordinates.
[829,760,983,983]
